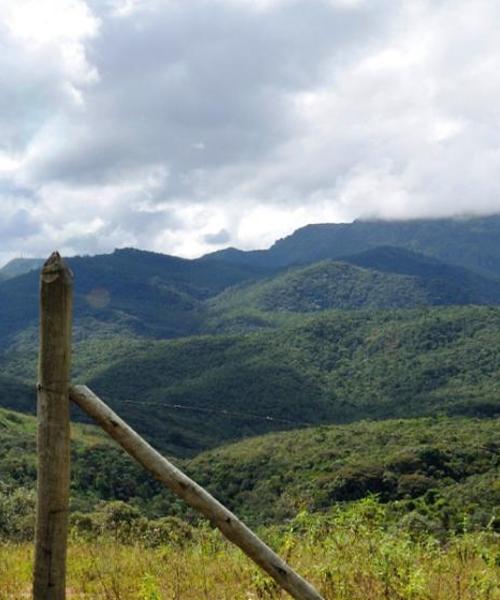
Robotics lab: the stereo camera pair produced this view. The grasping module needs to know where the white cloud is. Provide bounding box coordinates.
[1,0,500,265]
[0,0,99,84]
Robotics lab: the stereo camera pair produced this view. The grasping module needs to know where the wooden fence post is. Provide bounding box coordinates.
[33,252,73,600]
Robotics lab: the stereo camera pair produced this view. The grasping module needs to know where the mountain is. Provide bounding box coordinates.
[204,214,500,277]
[0,248,272,346]
[0,258,44,281]
[3,241,500,354]
[4,215,500,351]
[0,305,490,456]
[209,247,500,314]
[340,245,500,304]
[2,217,500,457]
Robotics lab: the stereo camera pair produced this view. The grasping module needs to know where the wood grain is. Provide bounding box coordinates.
[33,252,73,600]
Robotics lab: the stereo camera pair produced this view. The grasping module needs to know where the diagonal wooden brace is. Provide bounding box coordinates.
[70,384,324,600]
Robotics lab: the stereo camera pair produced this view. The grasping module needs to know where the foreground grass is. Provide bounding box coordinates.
[1,515,498,600]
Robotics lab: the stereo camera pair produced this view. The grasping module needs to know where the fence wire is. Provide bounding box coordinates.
[116,398,313,426]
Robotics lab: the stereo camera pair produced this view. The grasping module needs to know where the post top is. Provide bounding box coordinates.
[41,251,73,284]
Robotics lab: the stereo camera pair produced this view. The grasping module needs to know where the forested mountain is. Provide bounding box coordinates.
[210,248,500,313]
[76,306,500,454]
[2,216,500,458]
[3,306,498,456]
[0,248,272,345]
[3,220,500,349]
[1,216,500,566]
[205,214,500,277]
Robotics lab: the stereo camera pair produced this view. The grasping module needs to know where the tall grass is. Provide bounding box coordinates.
[0,503,498,599]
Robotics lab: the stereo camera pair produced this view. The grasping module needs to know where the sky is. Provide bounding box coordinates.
[1,0,500,265]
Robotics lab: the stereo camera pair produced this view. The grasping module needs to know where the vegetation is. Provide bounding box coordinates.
[0,501,498,599]
[73,305,500,452]
[187,417,499,529]
[0,247,273,345]
[210,251,500,314]
[4,215,500,351]
[2,306,500,455]
[211,260,432,312]
[0,406,497,536]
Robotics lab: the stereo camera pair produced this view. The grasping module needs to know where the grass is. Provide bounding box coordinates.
[1,505,498,600]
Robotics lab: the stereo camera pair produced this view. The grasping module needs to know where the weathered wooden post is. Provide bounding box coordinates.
[33,252,73,600]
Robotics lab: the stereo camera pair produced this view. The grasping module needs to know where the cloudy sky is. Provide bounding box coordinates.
[1,0,500,265]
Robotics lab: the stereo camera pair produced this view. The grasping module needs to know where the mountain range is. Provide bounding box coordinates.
[1,211,499,550]
[1,214,500,457]
[204,214,500,277]
[3,215,500,346]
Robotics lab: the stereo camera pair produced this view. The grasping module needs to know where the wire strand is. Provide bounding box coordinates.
[116,398,312,427]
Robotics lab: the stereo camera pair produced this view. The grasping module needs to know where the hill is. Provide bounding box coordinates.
[209,248,500,313]
[205,214,500,277]
[1,406,497,534]
[4,243,500,361]
[18,305,494,455]
[2,218,500,457]
[4,216,500,352]
[0,248,271,346]
[0,406,162,525]
[342,245,500,302]
[188,416,500,527]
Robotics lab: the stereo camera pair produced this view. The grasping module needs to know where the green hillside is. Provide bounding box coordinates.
[49,306,500,455]
[210,251,500,314]
[1,409,497,598]
[0,407,108,483]
[188,416,500,527]
[3,219,500,357]
[342,246,500,302]
[1,407,497,536]
[0,406,166,522]
[3,306,500,456]
[211,260,431,312]
[5,216,500,352]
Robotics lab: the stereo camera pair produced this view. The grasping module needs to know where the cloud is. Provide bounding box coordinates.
[1,0,500,263]
[204,229,231,245]
[0,0,99,150]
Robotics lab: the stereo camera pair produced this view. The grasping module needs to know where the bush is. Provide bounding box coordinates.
[0,485,35,541]
[397,474,436,498]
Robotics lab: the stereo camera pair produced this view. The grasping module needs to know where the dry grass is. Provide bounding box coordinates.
[0,521,498,600]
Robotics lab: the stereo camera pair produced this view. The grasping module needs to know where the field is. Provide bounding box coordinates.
[1,503,498,600]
